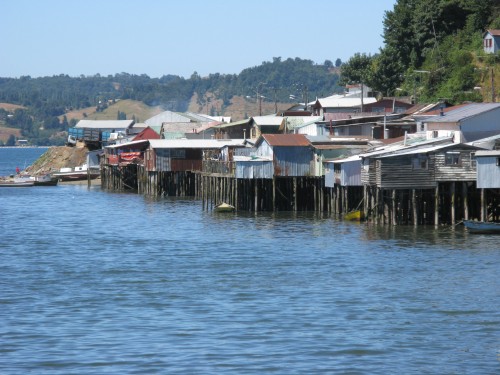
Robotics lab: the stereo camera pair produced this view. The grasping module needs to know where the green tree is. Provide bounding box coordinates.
[339,53,374,87]
[6,134,16,146]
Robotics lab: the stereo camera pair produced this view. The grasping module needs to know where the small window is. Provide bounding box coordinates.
[470,152,476,168]
[412,155,428,170]
[496,157,500,166]
[445,152,461,166]
[171,149,186,159]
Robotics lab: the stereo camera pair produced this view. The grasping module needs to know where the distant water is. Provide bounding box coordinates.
[0,148,499,374]
[0,147,48,176]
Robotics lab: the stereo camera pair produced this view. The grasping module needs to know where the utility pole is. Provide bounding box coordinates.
[491,67,495,102]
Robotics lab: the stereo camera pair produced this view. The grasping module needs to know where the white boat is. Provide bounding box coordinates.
[53,164,100,181]
[463,220,500,234]
[0,176,34,187]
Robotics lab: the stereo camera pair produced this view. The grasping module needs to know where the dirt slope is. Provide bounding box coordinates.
[25,146,89,176]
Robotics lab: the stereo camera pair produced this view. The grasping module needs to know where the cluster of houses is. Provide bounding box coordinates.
[70,82,500,225]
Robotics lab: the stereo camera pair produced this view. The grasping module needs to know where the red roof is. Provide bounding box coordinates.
[486,29,500,37]
[261,134,310,147]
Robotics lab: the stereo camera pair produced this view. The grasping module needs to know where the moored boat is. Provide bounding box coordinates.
[53,164,100,181]
[0,179,34,187]
[463,220,500,234]
[344,210,365,221]
[214,202,235,212]
[32,174,59,186]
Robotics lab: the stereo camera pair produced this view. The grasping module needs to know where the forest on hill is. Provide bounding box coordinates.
[0,57,341,145]
[1,0,500,146]
[340,0,500,104]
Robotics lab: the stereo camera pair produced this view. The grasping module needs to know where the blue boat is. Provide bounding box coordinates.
[463,220,500,234]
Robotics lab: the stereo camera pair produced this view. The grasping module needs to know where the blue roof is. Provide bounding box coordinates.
[422,103,500,123]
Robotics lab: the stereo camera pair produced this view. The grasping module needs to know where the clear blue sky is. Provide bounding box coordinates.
[1,0,397,79]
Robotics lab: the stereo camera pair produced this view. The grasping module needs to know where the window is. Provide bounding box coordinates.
[412,155,428,170]
[470,152,476,168]
[496,157,500,166]
[445,152,461,166]
[171,149,186,159]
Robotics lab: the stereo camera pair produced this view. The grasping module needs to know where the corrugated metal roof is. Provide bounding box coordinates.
[261,134,310,147]
[317,97,377,108]
[422,103,500,123]
[476,150,500,156]
[144,111,192,125]
[327,155,362,164]
[378,142,479,158]
[75,120,134,129]
[214,118,253,129]
[149,139,246,149]
[252,116,284,126]
[105,139,150,149]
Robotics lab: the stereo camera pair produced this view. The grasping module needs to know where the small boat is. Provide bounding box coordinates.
[32,174,59,186]
[344,210,365,221]
[214,202,235,212]
[13,174,58,186]
[53,164,100,181]
[0,179,34,187]
[463,220,500,234]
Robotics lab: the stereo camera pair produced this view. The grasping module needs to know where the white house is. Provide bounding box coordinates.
[483,30,500,54]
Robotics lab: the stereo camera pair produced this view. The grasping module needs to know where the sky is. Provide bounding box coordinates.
[1,0,397,79]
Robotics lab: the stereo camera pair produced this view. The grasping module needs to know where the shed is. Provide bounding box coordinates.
[147,139,245,172]
[234,134,313,178]
[476,150,500,188]
[324,155,362,188]
[364,142,481,189]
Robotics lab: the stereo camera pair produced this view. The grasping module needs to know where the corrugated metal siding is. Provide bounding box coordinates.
[341,160,362,186]
[477,156,500,188]
[324,165,335,187]
[155,149,171,171]
[236,161,273,179]
[273,146,313,176]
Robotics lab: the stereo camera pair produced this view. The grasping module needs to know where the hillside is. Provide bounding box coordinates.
[61,99,164,123]
[25,145,88,176]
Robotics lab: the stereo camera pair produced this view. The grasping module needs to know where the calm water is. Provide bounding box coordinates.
[0,149,499,374]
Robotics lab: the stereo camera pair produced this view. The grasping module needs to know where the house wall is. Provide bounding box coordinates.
[361,159,377,185]
[154,148,202,172]
[324,163,335,187]
[235,161,273,179]
[434,150,477,182]
[273,146,313,177]
[460,110,500,141]
[476,156,500,188]
[295,123,324,136]
[341,160,362,186]
[332,123,375,138]
[376,156,436,189]
[483,33,499,54]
